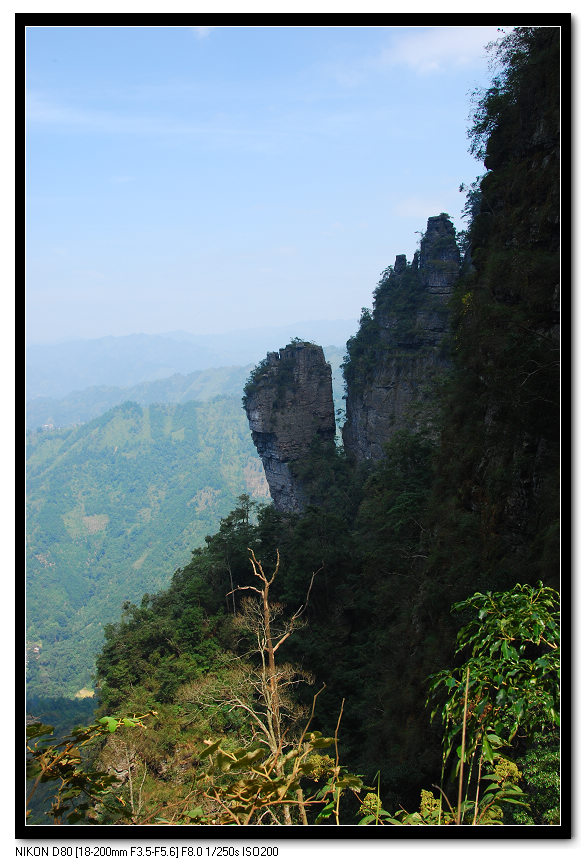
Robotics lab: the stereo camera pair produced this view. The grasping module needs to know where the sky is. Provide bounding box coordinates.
[26,23,509,345]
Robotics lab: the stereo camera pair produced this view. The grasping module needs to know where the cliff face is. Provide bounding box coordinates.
[440,26,560,569]
[244,217,460,511]
[243,342,336,513]
[342,213,460,462]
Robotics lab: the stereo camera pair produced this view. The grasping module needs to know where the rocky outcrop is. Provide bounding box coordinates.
[243,342,336,512]
[243,216,460,507]
[342,213,460,462]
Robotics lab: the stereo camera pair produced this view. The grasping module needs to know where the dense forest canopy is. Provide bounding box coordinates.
[26,398,270,701]
[26,26,561,829]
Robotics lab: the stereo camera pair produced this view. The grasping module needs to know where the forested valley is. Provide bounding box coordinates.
[26,347,346,704]
[26,27,561,830]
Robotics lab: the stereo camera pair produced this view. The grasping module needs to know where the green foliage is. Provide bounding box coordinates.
[26,397,269,701]
[468,28,559,163]
[189,730,362,825]
[309,430,439,795]
[342,257,426,394]
[425,583,559,824]
[429,582,559,759]
[95,554,231,713]
[242,356,272,403]
[342,307,378,394]
[30,544,368,826]
[509,728,560,824]
[26,711,363,826]
[429,583,559,773]
[386,759,526,826]
[355,431,434,555]
[26,713,153,824]
[359,581,559,827]
[30,576,559,826]
[427,26,559,609]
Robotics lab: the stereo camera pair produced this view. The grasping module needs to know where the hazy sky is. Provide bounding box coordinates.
[25,23,508,345]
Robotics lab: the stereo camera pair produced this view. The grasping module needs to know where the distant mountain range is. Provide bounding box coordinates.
[26,346,347,430]
[26,321,357,400]
[26,365,254,430]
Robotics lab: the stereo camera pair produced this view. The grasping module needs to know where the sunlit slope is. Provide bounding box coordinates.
[26,396,269,700]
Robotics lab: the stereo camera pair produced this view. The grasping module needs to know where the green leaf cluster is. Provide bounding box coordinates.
[26,713,151,824]
[189,732,362,825]
[429,582,560,754]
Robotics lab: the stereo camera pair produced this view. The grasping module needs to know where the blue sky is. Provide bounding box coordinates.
[26,24,508,345]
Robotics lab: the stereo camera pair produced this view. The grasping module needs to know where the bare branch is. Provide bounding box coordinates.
[272,566,321,653]
[299,683,327,745]
[334,698,345,768]
[228,585,263,597]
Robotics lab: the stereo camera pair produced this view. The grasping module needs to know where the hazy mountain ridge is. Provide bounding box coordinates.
[26,347,347,430]
[26,321,356,400]
[26,365,254,430]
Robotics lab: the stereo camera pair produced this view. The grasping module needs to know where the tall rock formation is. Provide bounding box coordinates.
[242,341,336,513]
[438,26,560,572]
[342,213,460,462]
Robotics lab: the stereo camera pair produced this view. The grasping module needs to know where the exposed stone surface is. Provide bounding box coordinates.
[343,214,460,462]
[243,342,336,512]
[244,216,460,506]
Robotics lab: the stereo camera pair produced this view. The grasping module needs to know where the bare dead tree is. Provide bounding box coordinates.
[227,550,318,753]
[182,549,321,824]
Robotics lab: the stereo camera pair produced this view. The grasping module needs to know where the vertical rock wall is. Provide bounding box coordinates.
[342,213,460,462]
[243,215,460,511]
[243,342,336,512]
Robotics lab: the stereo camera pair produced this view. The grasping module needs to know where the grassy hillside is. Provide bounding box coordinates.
[26,396,270,700]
